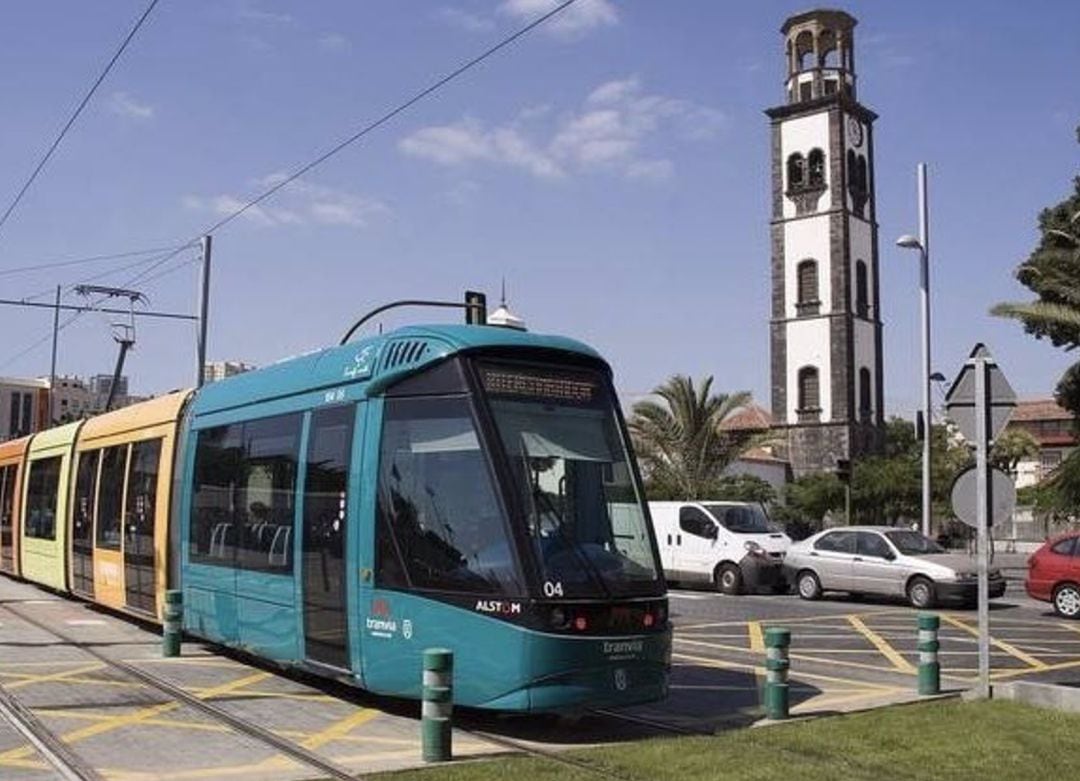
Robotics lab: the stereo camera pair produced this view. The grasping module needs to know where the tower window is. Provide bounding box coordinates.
[797,366,821,420]
[787,153,805,190]
[808,148,825,187]
[796,260,820,316]
[855,260,869,318]
[799,81,813,102]
[859,367,872,422]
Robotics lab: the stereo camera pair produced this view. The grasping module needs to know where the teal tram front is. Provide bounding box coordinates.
[176,323,670,711]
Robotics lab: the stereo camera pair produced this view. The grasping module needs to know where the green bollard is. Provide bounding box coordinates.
[764,627,791,720]
[163,589,183,657]
[421,648,453,762]
[917,613,941,695]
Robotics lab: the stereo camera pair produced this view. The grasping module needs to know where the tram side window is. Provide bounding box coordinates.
[0,465,16,556]
[25,457,62,540]
[376,396,521,595]
[238,414,300,573]
[125,439,162,551]
[97,445,128,551]
[73,451,100,549]
[189,414,301,573]
[191,424,244,566]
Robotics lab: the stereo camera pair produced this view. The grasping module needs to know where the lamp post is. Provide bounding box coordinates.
[897,163,931,538]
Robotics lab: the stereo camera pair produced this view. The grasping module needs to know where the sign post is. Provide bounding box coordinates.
[944,344,1016,699]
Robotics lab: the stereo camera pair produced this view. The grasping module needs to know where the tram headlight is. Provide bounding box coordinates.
[643,612,655,628]
[573,615,588,632]
[549,607,570,629]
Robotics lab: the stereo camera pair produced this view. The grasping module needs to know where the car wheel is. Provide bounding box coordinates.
[796,570,822,600]
[907,576,936,609]
[715,563,743,595]
[1053,584,1080,618]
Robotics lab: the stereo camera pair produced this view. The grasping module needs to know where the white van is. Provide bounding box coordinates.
[648,501,791,594]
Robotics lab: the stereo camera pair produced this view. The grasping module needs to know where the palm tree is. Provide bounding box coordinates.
[628,375,762,498]
[991,199,1080,343]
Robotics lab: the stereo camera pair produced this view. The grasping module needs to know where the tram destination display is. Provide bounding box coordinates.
[480,364,598,405]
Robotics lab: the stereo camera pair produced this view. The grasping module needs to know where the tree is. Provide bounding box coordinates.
[992,161,1080,510]
[629,375,763,498]
[991,176,1080,358]
[990,428,1040,475]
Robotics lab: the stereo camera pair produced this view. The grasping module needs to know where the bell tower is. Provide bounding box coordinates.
[767,9,884,477]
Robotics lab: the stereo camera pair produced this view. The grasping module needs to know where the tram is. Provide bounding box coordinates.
[0,320,671,711]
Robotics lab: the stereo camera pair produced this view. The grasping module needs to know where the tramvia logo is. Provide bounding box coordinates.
[366,598,398,638]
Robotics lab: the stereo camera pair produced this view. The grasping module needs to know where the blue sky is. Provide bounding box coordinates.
[0,0,1077,417]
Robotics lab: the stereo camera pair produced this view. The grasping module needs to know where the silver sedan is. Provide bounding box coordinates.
[784,526,1006,609]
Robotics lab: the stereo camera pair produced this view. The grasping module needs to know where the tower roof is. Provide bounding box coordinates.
[781,8,856,35]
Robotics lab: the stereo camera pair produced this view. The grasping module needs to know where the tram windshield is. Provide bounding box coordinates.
[480,362,662,598]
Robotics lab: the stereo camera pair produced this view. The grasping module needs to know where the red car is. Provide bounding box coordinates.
[1026,532,1080,617]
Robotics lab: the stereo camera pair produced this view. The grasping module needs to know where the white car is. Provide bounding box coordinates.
[784,526,1006,608]
[649,501,791,594]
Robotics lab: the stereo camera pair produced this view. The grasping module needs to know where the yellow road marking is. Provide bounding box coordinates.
[300,707,380,750]
[940,613,1049,670]
[0,669,272,763]
[988,657,1080,681]
[747,620,765,653]
[676,636,913,678]
[672,650,899,691]
[679,609,898,631]
[4,662,105,691]
[847,615,917,674]
[1058,621,1080,636]
[0,671,140,689]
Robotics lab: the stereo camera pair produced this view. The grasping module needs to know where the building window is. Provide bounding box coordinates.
[796,260,820,316]
[859,367,872,422]
[807,148,825,187]
[787,153,805,190]
[855,260,869,318]
[797,367,821,421]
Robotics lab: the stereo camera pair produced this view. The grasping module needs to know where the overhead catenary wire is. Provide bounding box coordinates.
[0,244,191,279]
[1,0,578,372]
[0,0,162,243]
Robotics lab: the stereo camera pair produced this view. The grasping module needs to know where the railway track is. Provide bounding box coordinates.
[0,601,363,781]
[0,599,698,781]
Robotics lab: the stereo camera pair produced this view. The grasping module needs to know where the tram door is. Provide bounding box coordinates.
[71,451,99,597]
[0,465,17,574]
[124,439,161,614]
[301,405,355,670]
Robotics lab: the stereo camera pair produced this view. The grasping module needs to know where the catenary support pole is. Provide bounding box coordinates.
[48,285,60,424]
[421,648,453,762]
[917,613,940,695]
[764,627,791,719]
[196,235,212,387]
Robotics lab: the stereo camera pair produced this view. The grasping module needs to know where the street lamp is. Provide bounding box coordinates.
[897,163,931,537]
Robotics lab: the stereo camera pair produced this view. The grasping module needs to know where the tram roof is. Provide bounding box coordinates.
[189,323,605,417]
[0,435,31,463]
[27,420,82,455]
[79,390,193,444]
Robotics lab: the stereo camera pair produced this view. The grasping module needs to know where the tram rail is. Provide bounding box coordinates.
[0,681,103,781]
[0,601,365,781]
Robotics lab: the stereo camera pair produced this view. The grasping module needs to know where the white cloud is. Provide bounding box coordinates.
[110,91,154,120]
[399,77,723,182]
[184,175,388,229]
[236,2,292,24]
[436,7,495,33]
[317,32,349,52]
[499,0,617,39]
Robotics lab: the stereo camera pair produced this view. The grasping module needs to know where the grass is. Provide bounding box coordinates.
[377,700,1080,781]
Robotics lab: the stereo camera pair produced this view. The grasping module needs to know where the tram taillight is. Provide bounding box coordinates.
[549,607,570,629]
[573,616,588,632]
[643,612,655,628]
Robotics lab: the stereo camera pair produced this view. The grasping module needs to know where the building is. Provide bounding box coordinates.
[203,361,256,384]
[50,375,94,422]
[1006,399,1078,489]
[0,377,49,442]
[88,374,129,411]
[767,9,885,477]
[719,403,791,496]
